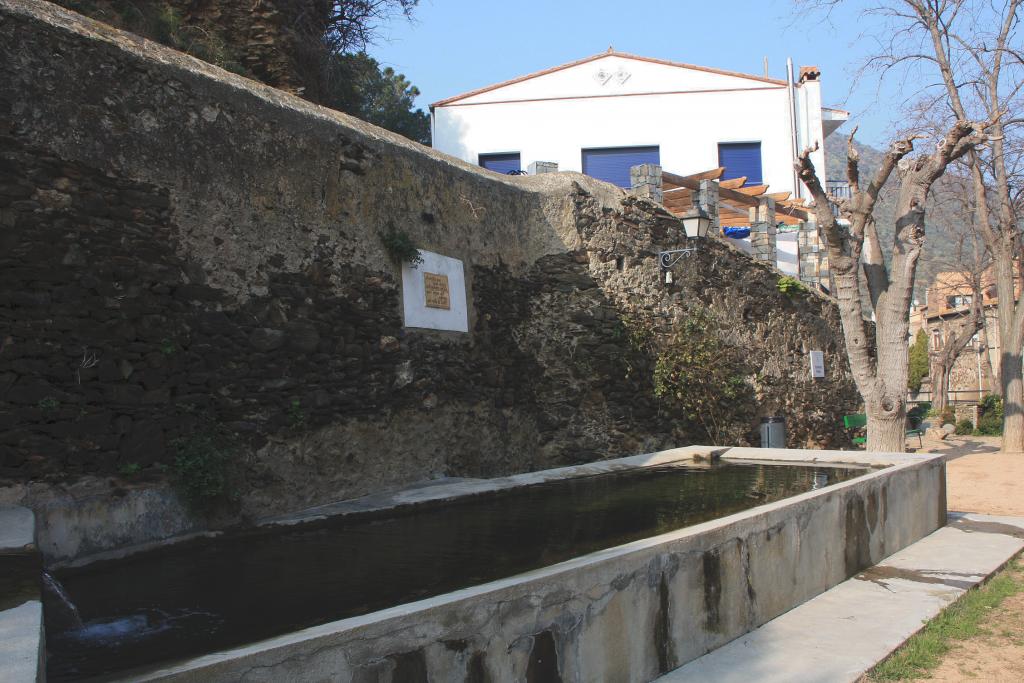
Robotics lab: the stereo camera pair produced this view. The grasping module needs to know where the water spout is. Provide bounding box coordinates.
[42,571,84,630]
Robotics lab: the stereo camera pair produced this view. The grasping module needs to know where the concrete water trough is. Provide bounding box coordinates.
[17,445,945,682]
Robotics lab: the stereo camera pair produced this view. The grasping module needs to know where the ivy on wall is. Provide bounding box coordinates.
[651,307,756,445]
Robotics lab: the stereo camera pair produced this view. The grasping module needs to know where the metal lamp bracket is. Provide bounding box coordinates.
[659,247,697,270]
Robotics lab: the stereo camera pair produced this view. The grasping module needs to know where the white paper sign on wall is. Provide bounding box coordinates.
[809,350,825,378]
[401,250,468,332]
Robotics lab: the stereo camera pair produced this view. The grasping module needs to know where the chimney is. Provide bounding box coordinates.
[799,66,821,83]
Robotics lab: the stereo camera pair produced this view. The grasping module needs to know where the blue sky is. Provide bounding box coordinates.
[371,1,911,148]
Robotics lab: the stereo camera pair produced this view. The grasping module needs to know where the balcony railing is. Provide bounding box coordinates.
[826,180,851,199]
[825,180,851,218]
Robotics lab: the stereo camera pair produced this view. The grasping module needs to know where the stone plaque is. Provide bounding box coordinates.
[402,251,467,332]
[423,272,450,310]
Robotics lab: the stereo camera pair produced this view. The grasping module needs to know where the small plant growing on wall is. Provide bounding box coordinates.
[776,275,807,298]
[37,396,60,411]
[287,398,307,430]
[171,430,237,509]
[118,462,142,477]
[380,228,423,266]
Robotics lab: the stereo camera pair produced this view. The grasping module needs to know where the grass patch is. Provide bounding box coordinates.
[870,558,1023,680]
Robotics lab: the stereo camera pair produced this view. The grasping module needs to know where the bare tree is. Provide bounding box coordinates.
[924,179,991,413]
[798,0,1021,450]
[798,0,1024,454]
[906,0,1024,451]
[797,119,987,451]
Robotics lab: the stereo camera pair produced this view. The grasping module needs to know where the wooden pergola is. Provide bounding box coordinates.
[660,167,811,226]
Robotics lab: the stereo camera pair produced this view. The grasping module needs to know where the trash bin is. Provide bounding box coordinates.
[760,416,786,448]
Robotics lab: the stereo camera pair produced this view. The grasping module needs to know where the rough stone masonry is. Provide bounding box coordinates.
[0,0,858,527]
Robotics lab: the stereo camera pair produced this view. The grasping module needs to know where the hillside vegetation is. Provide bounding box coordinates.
[825,134,970,299]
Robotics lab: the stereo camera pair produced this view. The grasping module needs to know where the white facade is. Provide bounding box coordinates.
[432,52,846,198]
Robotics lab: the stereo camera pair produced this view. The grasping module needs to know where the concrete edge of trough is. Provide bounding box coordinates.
[656,512,1024,682]
[124,447,945,681]
[0,505,44,683]
[263,445,928,529]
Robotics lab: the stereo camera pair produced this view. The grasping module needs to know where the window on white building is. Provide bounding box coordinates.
[479,153,521,174]
[718,142,763,186]
[581,146,660,188]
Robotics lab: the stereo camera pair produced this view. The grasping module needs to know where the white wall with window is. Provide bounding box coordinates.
[432,51,846,197]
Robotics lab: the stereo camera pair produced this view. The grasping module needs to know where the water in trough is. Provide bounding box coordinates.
[45,460,867,680]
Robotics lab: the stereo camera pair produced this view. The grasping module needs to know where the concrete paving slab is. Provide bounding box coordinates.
[0,600,43,682]
[657,513,1024,683]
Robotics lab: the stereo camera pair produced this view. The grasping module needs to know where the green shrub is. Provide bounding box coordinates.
[908,402,931,421]
[776,275,806,297]
[976,414,1002,435]
[975,394,1004,436]
[172,432,235,508]
[380,228,423,266]
[954,419,974,435]
[980,394,1003,419]
[653,307,755,445]
[118,462,142,477]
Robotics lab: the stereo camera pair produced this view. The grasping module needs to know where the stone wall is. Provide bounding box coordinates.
[53,0,312,92]
[0,0,859,527]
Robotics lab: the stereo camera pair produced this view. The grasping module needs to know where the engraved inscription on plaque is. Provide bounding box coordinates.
[423,272,451,310]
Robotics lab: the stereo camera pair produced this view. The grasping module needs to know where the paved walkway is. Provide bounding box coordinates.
[656,513,1024,683]
[657,439,1024,682]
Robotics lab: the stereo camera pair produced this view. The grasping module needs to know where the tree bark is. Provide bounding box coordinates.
[1001,336,1024,452]
[979,319,997,397]
[866,393,908,452]
[995,248,1024,452]
[932,362,951,414]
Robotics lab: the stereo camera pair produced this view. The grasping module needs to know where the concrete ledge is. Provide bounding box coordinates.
[265,446,716,526]
[658,513,1024,683]
[0,601,43,683]
[0,505,43,683]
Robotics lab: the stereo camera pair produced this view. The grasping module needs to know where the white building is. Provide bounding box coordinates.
[431,50,847,198]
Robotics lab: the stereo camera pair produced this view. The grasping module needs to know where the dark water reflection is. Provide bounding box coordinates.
[47,461,865,680]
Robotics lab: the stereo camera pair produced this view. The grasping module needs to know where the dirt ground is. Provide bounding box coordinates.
[910,435,1024,680]
[919,435,1024,516]
[927,563,1024,683]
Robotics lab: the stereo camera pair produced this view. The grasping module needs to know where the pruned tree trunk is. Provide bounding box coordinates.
[798,120,986,452]
[979,324,997,398]
[930,301,984,413]
[932,362,951,414]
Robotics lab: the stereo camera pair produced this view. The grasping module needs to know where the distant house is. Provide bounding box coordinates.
[909,269,1015,402]
[431,49,848,200]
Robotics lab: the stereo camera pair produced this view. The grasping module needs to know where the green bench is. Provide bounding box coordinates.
[843,413,924,449]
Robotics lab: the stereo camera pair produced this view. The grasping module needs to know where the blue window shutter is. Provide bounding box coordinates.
[582,146,660,188]
[718,143,762,185]
[479,152,521,174]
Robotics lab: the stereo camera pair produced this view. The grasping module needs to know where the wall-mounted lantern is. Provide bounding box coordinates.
[659,206,711,283]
